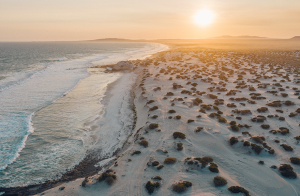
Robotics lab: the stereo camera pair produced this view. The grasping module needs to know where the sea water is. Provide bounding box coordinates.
[0,42,168,187]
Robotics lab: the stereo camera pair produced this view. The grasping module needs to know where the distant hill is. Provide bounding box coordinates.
[211,35,268,39]
[290,36,300,40]
[88,38,142,42]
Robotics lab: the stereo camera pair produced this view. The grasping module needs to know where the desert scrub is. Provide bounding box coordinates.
[152,176,162,180]
[131,150,141,155]
[164,158,177,164]
[201,156,214,163]
[228,186,250,196]
[177,143,183,151]
[230,124,240,132]
[145,181,160,194]
[157,165,164,170]
[166,92,174,96]
[175,115,181,119]
[209,163,219,173]
[151,115,158,119]
[173,132,186,139]
[261,124,270,129]
[229,137,238,145]
[218,117,227,123]
[195,127,203,132]
[168,109,176,113]
[251,143,264,154]
[290,157,300,165]
[98,170,117,185]
[280,144,293,151]
[149,123,158,129]
[279,164,297,179]
[139,140,149,148]
[213,176,227,187]
[251,136,265,144]
[172,181,192,193]
[149,106,158,111]
[147,100,155,104]
[187,119,194,123]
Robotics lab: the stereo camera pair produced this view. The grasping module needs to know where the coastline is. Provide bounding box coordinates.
[0,44,169,196]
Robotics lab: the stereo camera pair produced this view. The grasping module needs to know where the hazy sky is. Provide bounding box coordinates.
[1,0,300,41]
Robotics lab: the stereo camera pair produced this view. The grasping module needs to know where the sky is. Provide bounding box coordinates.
[0,0,300,41]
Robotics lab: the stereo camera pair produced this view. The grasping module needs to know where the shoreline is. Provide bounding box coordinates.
[0,46,168,196]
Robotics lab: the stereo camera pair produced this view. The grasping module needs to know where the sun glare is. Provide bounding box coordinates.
[194,10,215,26]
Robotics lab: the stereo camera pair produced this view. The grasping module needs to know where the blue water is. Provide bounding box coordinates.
[0,42,168,187]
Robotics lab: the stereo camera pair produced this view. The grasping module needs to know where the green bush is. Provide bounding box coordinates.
[145,181,160,194]
[213,176,227,187]
[228,186,250,196]
[279,164,297,179]
[172,181,192,193]
[157,165,164,170]
[290,157,300,165]
[149,123,159,129]
[164,158,177,164]
[209,163,219,173]
[231,124,240,132]
[177,143,183,151]
[173,132,186,139]
[139,140,149,148]
[229,137,238,145]
[187,119,195,123]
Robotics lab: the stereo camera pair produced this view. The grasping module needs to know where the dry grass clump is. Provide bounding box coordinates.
[213,176,227,187]
[177,142,183,151]
[145,181,160,194]
[139,140,149,148]
[164,158,177,164]
[173,132,186,139]
[280,144,293,151]
[172,181,192,193]
[290,157,300,165]
[209,163,219,173]
[98,170,117,185]
[229,137,238,145]
[228,186,250,196]
[279,164,297,179]
[149,123,158,129]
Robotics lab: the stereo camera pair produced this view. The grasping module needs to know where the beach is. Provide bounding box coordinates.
[9,46,298,196]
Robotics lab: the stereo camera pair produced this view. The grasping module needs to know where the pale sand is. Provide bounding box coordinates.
[39,48,300,196]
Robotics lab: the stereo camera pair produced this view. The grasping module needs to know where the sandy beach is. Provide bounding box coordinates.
[7,45,294,196]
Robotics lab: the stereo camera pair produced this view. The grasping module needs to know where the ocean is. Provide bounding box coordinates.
[0,42,168,187]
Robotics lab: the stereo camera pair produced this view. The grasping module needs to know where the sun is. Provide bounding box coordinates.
[194,10,215,26]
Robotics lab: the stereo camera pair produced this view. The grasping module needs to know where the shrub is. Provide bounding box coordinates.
[149,123,158,129]
[164,158,177,164]
[177,143,183,151]
[280,144,293,151]
[98,171,117,185]
[157,165,164,170]
[195,127,203,132]
[168,110,176,113]
[149,106,158,111]
[251,136,265,144]
[147,100,155,104]
[145,181,160,194]
[202,156,213,163]
[152,176,162,180]
[152,161,159,166]
[209,163,219,173]
[175,115,181,119]
[187,119,195,123]
[243,141,250,146]
[166,92,174,96]
[258,160,264,165]
[139,140,149,148]
[213,176,227,187]
[132,150,141,155]
[173,132,186,139]
[261,124,270,129]
[279,164,297,179]
[228,186,250,196]
[81,178,88,187]
[229,137,238,145]
[231,124,240,132]
[172,181,192,193]
[151,115,158,119]
[218,117,227,123]
[230,121,237,125]
[290,157,300,165]
[251,143,264,154]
